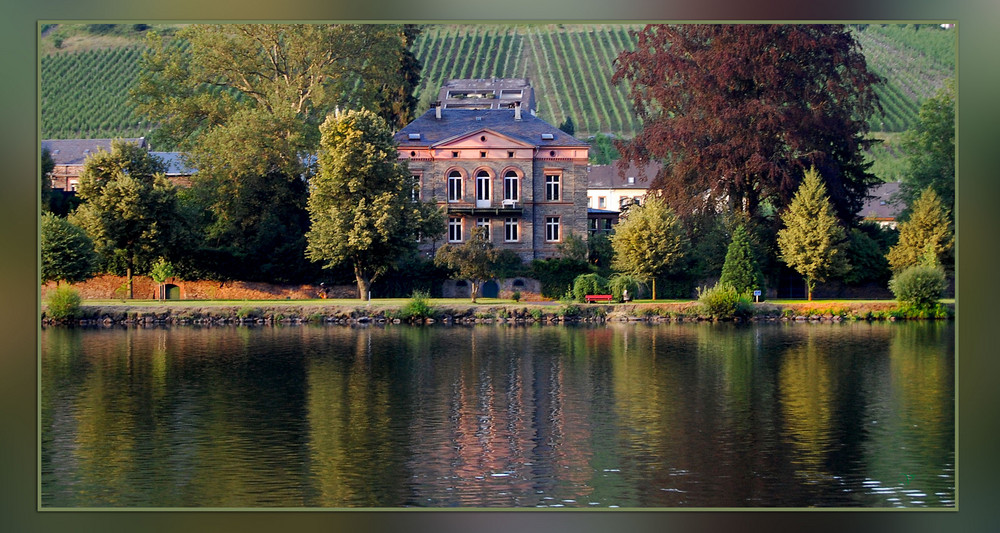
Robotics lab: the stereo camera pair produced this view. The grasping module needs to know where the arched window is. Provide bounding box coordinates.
[476,169,491,207]
[448,170,462,202]
[503,170,519,202]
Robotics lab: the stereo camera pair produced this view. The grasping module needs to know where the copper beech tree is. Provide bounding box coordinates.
[613,24,882,223]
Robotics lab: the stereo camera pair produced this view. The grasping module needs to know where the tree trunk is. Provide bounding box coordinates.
[806,278,813,301]
[470,280,479,303]
[355,265,371,300]
[651,277,657,301]
[126,257,134,299]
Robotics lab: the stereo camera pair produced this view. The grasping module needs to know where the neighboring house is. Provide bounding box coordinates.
[587,208,618,235]
[437,78,536,113]
[859,181,903,229]
[42,137,148,192]
[42,138,195,190]
[394,100,589,261]
[586,160,659,212]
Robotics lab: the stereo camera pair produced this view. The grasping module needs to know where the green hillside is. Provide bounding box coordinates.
[40,23,955,143]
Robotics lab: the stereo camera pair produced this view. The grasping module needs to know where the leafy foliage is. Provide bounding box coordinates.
[397,290,436,320]
[69,140,180,298]
[572,273,610,302]
[697,282,753,320]
[46,286,83,321]
[529,257,593,298]
[41,212,96,284]
[613,24,882,223]
[776,168,850,300]
[610,195,686,299]
[843,224,894,286]
[557,232,588,262]
[434,227,507,302]
[899,80,955,214]
[886,186,953,272]
[607,273,646,301]
[889,264,946,308]
[306,109,444,299]
[719,225,764,295]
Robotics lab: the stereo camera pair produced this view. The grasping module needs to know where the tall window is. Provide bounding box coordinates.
[504,218,519,242]
[448,217,463,242]
[545,216,560,242]
[503,170,519,202]
[448,171,462,202]
[476,170,491,204]
[545,173,560,201]
[598,196,606,209]
[411,175,420,202]
[476,218,490,240]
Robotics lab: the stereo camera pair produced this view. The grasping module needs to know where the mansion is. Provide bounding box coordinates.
[394,99,589,261]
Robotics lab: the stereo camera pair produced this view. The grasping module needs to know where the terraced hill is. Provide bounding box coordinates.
[40,23,955,144]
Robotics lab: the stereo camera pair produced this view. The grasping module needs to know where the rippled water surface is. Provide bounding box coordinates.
[41,321,955,508]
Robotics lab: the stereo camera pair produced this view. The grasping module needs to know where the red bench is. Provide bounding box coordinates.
[585,294,614,303]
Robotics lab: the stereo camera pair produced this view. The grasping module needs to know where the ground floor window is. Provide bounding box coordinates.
[476,217,490,240]
[545,216,560,242]
[448,217,463,242]
[504,218,519,242]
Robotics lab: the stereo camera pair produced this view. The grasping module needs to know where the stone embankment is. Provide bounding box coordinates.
[40,300,951,327]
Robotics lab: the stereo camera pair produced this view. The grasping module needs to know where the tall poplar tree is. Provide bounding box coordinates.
[613,24,881,222]
[777,168,849,300]
[899,80,955,214]
[305,109,443,300]
[610,196,687,300]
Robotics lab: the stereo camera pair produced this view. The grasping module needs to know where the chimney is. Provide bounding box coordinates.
[514,101,522,121]
[433,101,442,120]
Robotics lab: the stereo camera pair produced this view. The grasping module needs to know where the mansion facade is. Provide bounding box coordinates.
[394,101,589,261]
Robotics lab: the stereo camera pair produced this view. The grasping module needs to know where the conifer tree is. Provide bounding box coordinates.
[719,225,763,295]
[41,212,96,285]
[777,168,849,300]
[886,186,953,272]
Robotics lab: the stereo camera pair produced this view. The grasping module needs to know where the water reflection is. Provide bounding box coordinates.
[41,321,955,508]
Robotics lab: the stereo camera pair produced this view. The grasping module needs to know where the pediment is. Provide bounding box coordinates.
[432,128,536,150]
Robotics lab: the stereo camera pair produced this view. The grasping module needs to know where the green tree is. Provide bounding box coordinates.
[41,147,54,212]
[149,258,175,301]
[41,212,96,285]
[557,231,588,262]
[900,80,955,214]
[558,116,576,136]
[70,140,179,299]
[133,24,418,151]
[434,227,515,303]
[610,195,687,300]
[719,225,764,294]
[886,186,953,272]
[306,109,443,300]
[777,168,850,300]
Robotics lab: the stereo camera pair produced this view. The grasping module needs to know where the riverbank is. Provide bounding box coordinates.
[40,299,953,326]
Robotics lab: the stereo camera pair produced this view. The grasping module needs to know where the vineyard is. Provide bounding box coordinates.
[41,23,955,143]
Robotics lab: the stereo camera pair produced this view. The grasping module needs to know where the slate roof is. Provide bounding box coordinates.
[394,109,586,148]
[588,161,661,189]
[438,78,536,112]
[859,181,903,220]
[150,152,197,176]
[42,138,147,166]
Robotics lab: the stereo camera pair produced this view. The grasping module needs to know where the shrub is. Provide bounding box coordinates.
[697,282,753,320]
[47,286,82,321]
[889,264,946,308]
[511,290,521,302]
[607,274,645,302]
[572,273,609,302]
[399,290,435,320]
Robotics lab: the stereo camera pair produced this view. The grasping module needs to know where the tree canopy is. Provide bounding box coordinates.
[900,79,955,215]
[41,212,96,285]
[776,168,849,300]
[70,140,180,298]
[305,109,443,300]
[133,24,421,151]
[434,227,519,302]
[886,186,953,272]
[610,195,687,300]
[613,24,882,223]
